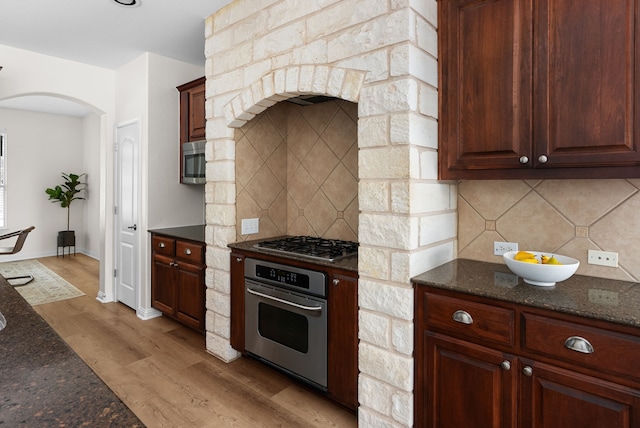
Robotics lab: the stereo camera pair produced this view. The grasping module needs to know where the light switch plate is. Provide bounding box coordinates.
[241,218,259,235]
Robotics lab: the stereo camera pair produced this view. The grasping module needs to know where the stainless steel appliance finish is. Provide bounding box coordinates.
[244,258,328,389]
[182,140,205,184]
[253,236,358,262]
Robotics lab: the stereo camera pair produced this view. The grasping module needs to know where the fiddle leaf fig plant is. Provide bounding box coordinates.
[45,172,87,231]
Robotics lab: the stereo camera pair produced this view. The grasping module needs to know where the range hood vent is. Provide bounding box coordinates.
[286,95,337,106]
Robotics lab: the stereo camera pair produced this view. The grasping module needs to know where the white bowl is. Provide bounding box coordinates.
[503,251,580,287]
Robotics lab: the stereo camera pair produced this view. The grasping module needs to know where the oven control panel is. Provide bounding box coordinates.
[244,258,327,298]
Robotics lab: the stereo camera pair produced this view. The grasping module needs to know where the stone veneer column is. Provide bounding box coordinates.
[203,1,451,427]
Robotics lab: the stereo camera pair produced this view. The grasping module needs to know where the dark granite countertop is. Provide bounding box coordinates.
[412,259,640,328]
[0,278,144,427]
[228,236,358,272]
[148,224,205,243]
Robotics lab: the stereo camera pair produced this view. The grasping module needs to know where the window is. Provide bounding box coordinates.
[0,132,6,228]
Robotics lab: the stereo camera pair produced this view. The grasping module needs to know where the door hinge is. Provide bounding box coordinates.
[113,269,117,278]
[114,206,118,215]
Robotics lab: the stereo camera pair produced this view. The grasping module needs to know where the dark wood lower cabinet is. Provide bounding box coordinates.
[151,234,205,332]
[424,333,516,428]
[327,272,358,409]
[521,360,640,428]
[415,286,640,427]
[229,249,358,411]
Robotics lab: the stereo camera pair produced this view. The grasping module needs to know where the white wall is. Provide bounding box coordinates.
[0,43,116,297]
[147,53,205,228]
[115,52,204,317]
[0,44,205,307]
[82,113,102,258]
[0,108,87,259]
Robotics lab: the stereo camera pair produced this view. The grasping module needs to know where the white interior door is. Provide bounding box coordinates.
[114,120,139,309]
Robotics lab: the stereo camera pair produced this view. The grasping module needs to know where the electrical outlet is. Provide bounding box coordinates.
[494,241,518,256]
[588,250,619,267]
[241,218,259,235]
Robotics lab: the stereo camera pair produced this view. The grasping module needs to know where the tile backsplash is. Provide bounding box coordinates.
[235,99,358,242]
[458,179,640,282]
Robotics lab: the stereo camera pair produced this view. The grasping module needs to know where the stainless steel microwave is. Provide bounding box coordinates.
[182,140,206,184]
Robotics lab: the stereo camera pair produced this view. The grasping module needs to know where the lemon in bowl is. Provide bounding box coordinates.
[503,251,580,287]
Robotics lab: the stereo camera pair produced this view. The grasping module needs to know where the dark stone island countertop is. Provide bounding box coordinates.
[0,277,144,427]
[412,259,640,328]
[147,224,205,243]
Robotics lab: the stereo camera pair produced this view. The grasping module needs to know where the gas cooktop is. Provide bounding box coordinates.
[253,236,358,262]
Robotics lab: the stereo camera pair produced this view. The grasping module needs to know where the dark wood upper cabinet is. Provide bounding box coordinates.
[439,0,640,180]
[177,76,206,184]
[177,76,206,144]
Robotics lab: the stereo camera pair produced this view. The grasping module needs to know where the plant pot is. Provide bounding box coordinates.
[57,230,76,247]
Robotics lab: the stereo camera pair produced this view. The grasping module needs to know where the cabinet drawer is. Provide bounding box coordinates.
[424,293,515,347]
[153,236,175,256]
[176,240,204,264]
[522,313,640,380]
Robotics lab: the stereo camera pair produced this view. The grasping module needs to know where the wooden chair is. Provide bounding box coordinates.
[0,226,36,286]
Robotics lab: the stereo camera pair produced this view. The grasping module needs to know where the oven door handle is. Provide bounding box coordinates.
[246,287,324,312]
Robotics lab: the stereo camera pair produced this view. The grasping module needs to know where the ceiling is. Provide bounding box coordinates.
[0,0,233,116]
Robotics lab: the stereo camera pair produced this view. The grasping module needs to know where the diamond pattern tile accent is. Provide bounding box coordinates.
[306,191,338,236]
[497,192,574,251]
[245,165,283,210]
[459,178,640,282]
[324,163,357,211]
[459,180,532,220]
[235,100,359,242]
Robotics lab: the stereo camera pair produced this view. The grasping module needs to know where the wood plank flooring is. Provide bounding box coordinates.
[33,254,358,428]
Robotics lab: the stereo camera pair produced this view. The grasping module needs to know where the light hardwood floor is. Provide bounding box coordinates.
[33,254,358,428]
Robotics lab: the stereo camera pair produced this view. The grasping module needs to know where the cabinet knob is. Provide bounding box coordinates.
[564,336,594,354]
[332,278,340,286]
[159,242,165,248]
[519,156,529,164]
[184,248,192,255]
[523,366,533,376]
[452,310,473,325]
[501,360,511,371]
[236,257,243,263]
[538,155,548,164]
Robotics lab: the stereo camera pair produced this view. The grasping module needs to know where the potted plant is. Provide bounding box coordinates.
[45,172,86,253]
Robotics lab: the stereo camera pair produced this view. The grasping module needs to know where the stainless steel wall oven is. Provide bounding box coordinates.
[244,257,328,390]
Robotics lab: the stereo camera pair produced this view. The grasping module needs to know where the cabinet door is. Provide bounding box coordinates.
[521,359,640,428]
[534,0,640,169]
[175,261,205,331]
[439,0,532,178]
[178,77,206,143]
[420,333,517,428]
[229,252,245,352]
[327,272,358,410]
[187,85,206,142]
[151,254,176,315]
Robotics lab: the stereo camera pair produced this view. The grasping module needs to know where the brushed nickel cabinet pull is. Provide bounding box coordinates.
[184,248,192,255]
[523,366,533,376]
[452,310,473,325]
[564,336,594,354]
[159,242,165,248]
[501,360,511,371]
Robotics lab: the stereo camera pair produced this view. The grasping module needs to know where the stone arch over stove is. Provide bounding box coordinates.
[203,2,449,426]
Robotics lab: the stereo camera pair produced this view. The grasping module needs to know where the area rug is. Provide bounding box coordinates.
[0,259,85,306]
